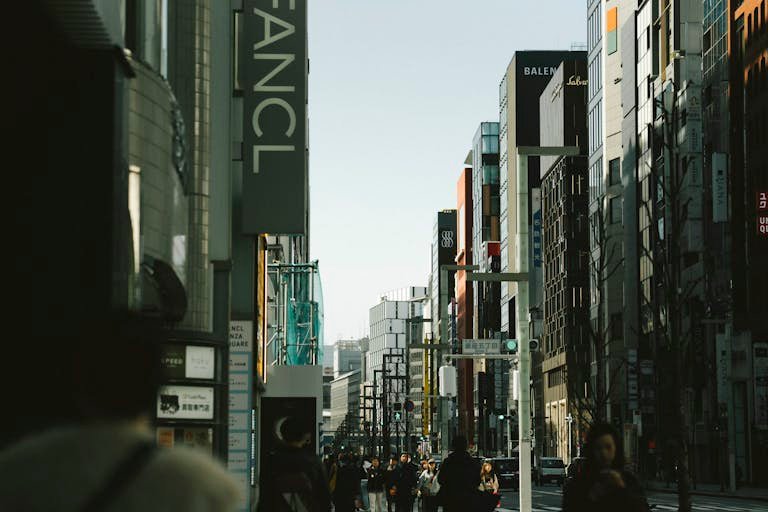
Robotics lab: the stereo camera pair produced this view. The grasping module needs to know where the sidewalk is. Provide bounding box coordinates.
[644,480,768,502]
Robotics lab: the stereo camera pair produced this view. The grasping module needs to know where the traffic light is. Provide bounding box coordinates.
[529,338,540,351]
[393,402,402,411]
[505,339,518,352]
[394,411,402,422]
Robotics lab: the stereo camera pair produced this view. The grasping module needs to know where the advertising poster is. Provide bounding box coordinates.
[228,320,253,512]
[156,385,214,420]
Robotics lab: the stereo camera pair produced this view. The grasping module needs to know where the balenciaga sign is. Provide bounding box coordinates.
[523,66,558,76]
[242,0,307,234]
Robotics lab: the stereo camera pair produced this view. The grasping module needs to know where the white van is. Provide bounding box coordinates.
[536,457,566,486]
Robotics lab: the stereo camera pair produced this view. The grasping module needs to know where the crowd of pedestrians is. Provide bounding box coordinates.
[259,422,651,511]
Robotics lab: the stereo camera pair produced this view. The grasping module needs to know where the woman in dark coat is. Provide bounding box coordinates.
[562,423,650,512]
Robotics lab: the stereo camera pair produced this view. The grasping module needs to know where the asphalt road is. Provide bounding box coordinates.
[494,483,768,511]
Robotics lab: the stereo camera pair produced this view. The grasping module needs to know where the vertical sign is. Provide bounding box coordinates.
[716,332,731,406]
[228,321,253,512]
[627,348,639,410]
[754,343,768,429]
[532,188,542,268]
[242,1,307,234]
[712,153,728,223]
[758,191,768,238]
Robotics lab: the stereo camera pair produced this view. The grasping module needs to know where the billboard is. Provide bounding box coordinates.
[242,0,307,234]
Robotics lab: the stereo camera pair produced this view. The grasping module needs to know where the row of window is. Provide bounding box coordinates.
[745,1,766,42]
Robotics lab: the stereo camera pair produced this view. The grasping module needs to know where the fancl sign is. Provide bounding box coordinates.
[242,0,307,234]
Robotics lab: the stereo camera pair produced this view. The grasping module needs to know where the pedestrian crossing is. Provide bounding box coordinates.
[492,491,768,512]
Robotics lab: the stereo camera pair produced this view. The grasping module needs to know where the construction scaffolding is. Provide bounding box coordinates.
[267,261,324,366]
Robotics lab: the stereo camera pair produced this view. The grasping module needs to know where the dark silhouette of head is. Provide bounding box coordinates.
[585,422,625,471]
[452,435,468,452]
[281,416,312,447]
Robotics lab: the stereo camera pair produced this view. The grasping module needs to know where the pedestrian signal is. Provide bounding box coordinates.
[394,412,402,422]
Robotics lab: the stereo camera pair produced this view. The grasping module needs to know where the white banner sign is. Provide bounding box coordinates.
[157,385,214,420]
[185,346,215,379]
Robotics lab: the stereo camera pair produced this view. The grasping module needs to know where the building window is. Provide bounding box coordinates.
[609,158,620,185]
[610,197,622,224]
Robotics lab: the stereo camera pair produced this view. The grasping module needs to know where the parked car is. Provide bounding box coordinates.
[536,457,566,486]
[566,456,587,482]
[492,457,519,489]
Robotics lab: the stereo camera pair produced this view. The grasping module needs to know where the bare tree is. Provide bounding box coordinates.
[636,80,704,512]
[566,200,625,433]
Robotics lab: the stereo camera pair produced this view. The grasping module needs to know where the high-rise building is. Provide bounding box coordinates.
[333,339,365,378]
[498,49,586,458]
[330,369,362,447]
[727,0,768,486]
[538,58,589,463]
[428,210,457,451]
[456,167,475,443]
[366,287,426,455]
[469,123,504,454]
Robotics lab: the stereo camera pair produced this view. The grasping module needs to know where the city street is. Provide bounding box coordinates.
[494,485,768,511]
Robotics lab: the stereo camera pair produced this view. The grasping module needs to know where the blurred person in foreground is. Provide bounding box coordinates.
[436,436,482,512]
[0,314,240,512]
[257,416,333,512]
[562,422,650,512]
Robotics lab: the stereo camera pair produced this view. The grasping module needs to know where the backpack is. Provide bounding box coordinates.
[273,469,315,512]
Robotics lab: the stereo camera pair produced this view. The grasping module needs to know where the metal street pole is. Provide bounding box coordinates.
[515,146,579,512]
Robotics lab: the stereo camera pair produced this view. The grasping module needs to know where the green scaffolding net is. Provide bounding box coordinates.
[283,263,324,365]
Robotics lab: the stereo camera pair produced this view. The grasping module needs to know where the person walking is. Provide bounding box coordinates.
[333,453,364,512]
[391,452,418,512]
[478,460,500,512]
[384,455,399,512]
[417,459,440,512]
[257,416,334,512]
[436,436,482,512]
[367,456,386,512]
[562,422,650,512]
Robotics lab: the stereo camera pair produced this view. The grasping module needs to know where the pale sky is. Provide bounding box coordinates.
[308,1,587,346]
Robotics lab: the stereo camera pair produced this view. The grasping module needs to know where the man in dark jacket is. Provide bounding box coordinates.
[393,452,419,512]
[256,416,333,512]
[333,452,364,512]
[384,455,399,512]
[436,436,482,512]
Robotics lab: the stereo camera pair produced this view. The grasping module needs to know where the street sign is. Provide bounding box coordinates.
[404,400,415,413]
[462,339,501,355]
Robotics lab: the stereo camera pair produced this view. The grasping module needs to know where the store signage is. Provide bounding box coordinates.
[185,346,215,380]
[160,345,186,379]
[566,75,587,86]
[242,0,307,234]
[712,153,728,223]
[758,191,768,237]
[228,320,253,512]
[524,66,558,76]
[754,343,768,429]
[160,344,215,380]
[157,385,214,420]
[532,188,542,268]
[715,333,731,405]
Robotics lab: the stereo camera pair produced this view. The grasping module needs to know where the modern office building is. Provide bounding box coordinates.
[469,123,504,454]
[498,49,585,459]
[330,369,362,444]
[366,287,426,455]
[428,210,458,452]
[334,339,365,378]
[538,58,589,463]
[727,0,768,486]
